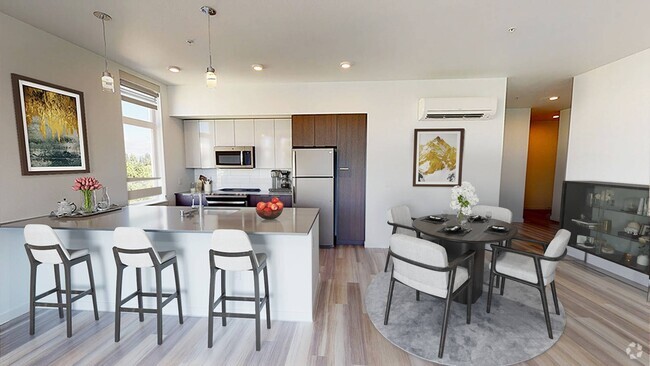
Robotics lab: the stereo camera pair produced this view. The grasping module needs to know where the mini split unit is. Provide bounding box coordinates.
[418,97,497,121]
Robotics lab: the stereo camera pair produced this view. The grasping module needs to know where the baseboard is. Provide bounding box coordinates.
[0,302,28,326]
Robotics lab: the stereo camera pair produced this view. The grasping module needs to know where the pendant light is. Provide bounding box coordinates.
[201,6,217,88]
[94,11,114,92]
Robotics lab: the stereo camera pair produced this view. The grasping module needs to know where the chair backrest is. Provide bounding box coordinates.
[113,227,162,268]
[387,205,416,236]
[541,229,571,275]
[24,224,70,264]
[472,205,512,223]
[211,229,258,271]
[390,234,450,291]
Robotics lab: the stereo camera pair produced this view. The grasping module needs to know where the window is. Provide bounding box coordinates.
[120,74,165,204]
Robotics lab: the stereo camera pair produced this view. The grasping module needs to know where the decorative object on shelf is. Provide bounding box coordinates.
[450,181,479,228]
[637,245,649,266]
[623,253,633,262]
[640,224,650,236]
[594,189,615,206]
[97,187,111,210]
[93,11,114,92]
[638,198,646,215]
[72,176,103,214]
[624,221,641,236]
[11,74,90,175]
[600,219,612,233]
[201,5,218,88]
[53,198,77,217]
[255,197,284,220]
[413,129,464,186]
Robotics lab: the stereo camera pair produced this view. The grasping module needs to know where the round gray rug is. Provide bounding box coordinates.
[365,272,566,365]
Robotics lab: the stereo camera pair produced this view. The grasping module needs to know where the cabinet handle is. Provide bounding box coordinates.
[339,167,350,171]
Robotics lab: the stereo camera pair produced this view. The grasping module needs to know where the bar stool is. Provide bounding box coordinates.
[208,229,270,350]
[23,224,99,338]
[112,227,183,345]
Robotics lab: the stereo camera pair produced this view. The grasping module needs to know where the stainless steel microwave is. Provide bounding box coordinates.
[214,146,255,168]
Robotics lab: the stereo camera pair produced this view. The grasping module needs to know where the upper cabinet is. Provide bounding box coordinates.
[198,120,216,168]
[291,114,337,147]
[291,115,315,147]
[274,119,292,169]
[314,115,337,147]
[235,120,255,146]
[215,120,235,146]
[254,119,275,169]
[184,120,201,168]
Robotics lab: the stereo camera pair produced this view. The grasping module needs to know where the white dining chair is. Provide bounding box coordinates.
[385,205,421,271]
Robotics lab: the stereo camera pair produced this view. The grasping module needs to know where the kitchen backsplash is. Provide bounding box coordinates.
[193,168,286,190]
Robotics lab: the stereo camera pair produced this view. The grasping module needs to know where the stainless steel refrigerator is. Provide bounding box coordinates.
[293,148,335,247]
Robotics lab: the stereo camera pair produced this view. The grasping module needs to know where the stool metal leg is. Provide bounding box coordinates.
[155,268,164,345]
[220,270,227,327]
[136,268,144,322]
[208,266,216,348]
[53,264,64,319]
[263,266,271,329]
[173,261,183,324]
[29,263,38,335]
[86,257,99,321]
[115,265,124,342]
[253,270,261,351]
[64,264,73,338]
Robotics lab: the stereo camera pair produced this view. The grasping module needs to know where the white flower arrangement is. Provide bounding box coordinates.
[450,181,479,216]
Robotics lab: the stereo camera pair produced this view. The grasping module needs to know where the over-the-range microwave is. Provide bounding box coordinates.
[214,146,255,168]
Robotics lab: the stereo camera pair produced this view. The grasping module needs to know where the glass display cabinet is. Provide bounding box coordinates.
[561,181,650,275]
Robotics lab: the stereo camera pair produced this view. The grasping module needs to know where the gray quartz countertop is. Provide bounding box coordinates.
[1,206,319,235]
[176,190,293,196]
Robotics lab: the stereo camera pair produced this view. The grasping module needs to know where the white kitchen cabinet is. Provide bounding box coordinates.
[198,120,216,168]
[274,119,292,169]
[184,120,201,168]
[254,119,275,168]
[235,119,255,146]
[215,120,235,146]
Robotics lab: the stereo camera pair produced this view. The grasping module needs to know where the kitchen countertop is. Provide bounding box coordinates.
[176,190,293,196]
[1,206,318,235]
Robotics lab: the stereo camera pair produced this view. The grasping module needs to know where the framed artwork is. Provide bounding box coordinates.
[413,128,464,186]
[12,74,89,175]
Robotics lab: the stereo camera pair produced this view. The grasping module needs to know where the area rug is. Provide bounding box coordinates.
[365,272,566,365]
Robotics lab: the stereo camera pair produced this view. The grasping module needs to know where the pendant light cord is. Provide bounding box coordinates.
[207,13,213,68]
[102,19,108,72]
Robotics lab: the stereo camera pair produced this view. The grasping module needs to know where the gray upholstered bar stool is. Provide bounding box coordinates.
[208,229,270,351]
[23,224,99,338]
[112,227,183,345]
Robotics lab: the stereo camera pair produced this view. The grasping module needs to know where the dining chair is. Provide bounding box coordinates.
[472,205,513,289]
[384,234,475,358]
[486,229,570,339]
[385,205,421,272]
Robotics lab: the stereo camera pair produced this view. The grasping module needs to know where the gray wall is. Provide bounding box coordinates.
[499,108,531,222]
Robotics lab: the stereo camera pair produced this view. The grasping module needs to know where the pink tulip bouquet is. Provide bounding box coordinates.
[72,176,103,213]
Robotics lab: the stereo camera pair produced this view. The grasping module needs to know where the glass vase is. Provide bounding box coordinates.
[81,190,96,214]
[97,187,111,211]
[457,211,468,228]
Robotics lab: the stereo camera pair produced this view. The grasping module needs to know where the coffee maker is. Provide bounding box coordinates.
[270,170,292,192]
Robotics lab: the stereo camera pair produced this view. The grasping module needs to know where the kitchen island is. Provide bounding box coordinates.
[0,206,319,323]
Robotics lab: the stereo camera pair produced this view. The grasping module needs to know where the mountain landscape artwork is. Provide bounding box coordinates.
[413,129,464,186]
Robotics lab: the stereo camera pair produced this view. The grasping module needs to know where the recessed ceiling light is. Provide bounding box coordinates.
[553,115,560,119]
[549,96,559,101]
[508,27,516,33]
[340,61,352,69]
[251,64,264,71]
[168,66,181,73]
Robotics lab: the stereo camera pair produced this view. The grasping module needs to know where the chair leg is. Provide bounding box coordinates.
[499,276,506,296]
[173,261,184,324]
[115,266,124,342]
[54,264,64,319]
[263,266,271,329]
[550,281,560,315]
[539,284,553,339]
[29,263,38,335]
[155,268,164,345]
[416,290,420,301]
[438,292,454,358]
[487,271,496,313]
[64,264,73,338]
[136,268,144,322]
[208,267,216,348]
[86,257,99,321]
[466,283,472,324]
[253,270,261,351]
[220,270,227,327]
[383,277,396,325]
[383,254,391,272]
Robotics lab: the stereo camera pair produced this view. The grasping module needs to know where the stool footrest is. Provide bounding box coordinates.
[212,295,268,310]
[71,290,93,302]
[118,292,178,309]
[120,307,158,314]
[211,311,257,319]
[34,288,92,308]
[34,288,59,301]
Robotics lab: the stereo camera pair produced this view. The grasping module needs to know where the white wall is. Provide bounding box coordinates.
[550,108,571,221]
[169,78,507,247]
[499,108,531,222]
[0,12,191,224]
[566,49,650,185]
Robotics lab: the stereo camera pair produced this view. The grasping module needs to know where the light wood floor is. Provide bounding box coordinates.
[1,222,648,365]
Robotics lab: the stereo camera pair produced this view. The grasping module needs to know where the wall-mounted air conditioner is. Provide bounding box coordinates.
[418,97,497,121]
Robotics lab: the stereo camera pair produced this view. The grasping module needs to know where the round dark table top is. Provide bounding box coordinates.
[413,214,518,245]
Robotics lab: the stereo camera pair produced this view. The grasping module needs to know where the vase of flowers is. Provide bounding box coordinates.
[72,177,103,214]
[450,182,479,227]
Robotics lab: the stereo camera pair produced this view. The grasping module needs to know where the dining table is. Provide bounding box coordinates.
[412,214,518,304]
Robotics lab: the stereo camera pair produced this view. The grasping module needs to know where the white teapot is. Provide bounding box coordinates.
[55,198,77,216]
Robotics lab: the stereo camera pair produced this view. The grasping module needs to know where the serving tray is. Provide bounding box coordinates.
[50,205,122,219]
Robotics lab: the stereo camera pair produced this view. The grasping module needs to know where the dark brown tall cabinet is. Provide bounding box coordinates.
[291,114,367,246]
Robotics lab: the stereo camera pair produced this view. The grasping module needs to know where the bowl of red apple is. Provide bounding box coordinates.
[255,197,284,220]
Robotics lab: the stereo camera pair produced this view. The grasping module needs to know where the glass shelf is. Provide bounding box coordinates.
[591,205,649,218]
[569,242,649,274]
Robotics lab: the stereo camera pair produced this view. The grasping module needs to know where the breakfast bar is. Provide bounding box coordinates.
[0,206,320,323]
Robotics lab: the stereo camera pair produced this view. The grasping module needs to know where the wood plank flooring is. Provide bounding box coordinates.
[1,221,648,365]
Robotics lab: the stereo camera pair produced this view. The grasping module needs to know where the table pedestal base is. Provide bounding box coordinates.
[442,242,484,304]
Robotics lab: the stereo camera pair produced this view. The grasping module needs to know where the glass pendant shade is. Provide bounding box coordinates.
[206,67,217,88]
[101,71,114,92]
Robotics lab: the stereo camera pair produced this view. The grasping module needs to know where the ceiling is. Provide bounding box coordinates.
[1,0,649,120]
